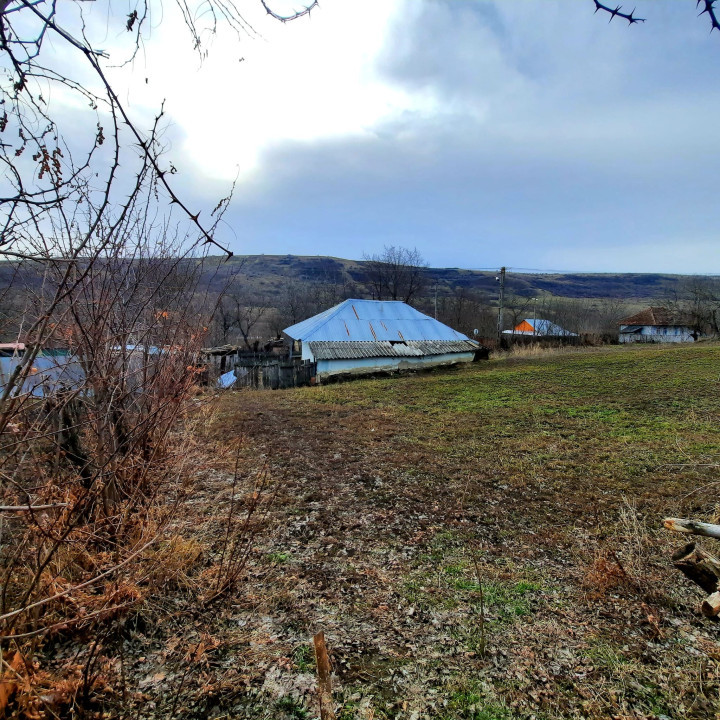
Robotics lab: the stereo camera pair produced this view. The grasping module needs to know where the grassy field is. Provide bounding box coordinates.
[136,343,720,719]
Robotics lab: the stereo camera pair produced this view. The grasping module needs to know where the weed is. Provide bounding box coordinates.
[293,643,315,672]
[441,679,517,719]
[482,580,540,621]
[275,697,310,719]
[268,551,291,564]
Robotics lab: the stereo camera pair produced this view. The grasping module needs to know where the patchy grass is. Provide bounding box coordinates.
[116,343,720,720]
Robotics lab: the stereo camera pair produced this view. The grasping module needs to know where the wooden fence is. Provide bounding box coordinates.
[234,358,316,390]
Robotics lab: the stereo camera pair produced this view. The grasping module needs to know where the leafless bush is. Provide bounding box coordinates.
[0,217,225,714]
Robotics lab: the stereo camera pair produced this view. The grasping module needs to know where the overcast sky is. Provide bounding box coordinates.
[82,1,720,272]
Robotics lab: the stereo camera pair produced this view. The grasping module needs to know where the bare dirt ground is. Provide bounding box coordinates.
[103,344,720,720]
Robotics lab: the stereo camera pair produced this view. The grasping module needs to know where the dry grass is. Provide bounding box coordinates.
[5,343,720,719]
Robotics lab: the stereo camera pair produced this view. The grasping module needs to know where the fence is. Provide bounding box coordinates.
[234,357,316,390]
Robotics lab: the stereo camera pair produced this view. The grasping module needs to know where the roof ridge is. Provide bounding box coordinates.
[286,299,349,339]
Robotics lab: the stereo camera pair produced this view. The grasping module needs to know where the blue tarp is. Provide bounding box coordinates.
[217,370,236,389]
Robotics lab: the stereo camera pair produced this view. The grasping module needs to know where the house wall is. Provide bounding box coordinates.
[315,352,475,381]
[619,325,695,343]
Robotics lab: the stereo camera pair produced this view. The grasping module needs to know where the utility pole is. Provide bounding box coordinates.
[496,266,506,343]
[434,283,438,320]
[533,297,537,336]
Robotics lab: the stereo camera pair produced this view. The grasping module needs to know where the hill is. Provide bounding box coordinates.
[0,253,700,302]
[204,254,693,301]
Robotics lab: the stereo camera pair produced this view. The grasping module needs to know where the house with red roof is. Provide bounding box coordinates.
[619,307,698,344]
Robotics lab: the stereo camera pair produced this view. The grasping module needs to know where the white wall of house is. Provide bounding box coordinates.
[619,325,695,343]
[316,352,475,381]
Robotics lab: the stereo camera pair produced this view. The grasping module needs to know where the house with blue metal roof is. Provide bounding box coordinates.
[283,299,482,381]
[503,318,577,337]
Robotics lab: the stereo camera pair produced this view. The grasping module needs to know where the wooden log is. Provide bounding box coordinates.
[701,591,720,618]
[664,518,720,540]
[313,631,335,720]
[672,543,720,594]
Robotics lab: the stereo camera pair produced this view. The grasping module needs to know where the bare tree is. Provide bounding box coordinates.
[213,282,269,350]
[503,292,534,334]
[0,0,317,266]
[437,286,495,338]
[363,245,428,303]
[268,272,358,336]
[673,276,720,337]
[0,218,218,712]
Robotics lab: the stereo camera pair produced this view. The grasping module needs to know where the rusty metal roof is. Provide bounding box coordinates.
[307,340,479,360]
[283,300,470,343]
[620,306,691,327]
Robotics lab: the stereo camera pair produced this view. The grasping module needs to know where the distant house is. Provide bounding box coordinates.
[283,299,483,382]
[619,307,697,344]
[503,318,577,337]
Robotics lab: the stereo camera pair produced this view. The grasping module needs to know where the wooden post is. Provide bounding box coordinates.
[313,632,335,720]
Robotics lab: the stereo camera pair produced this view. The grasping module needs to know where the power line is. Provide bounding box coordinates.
[459,266,720,276]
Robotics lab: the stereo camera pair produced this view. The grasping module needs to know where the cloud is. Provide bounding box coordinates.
[14,0,720,273]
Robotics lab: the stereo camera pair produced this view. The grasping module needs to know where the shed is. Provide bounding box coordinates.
[619,307,697,343]
[283,299,482,381]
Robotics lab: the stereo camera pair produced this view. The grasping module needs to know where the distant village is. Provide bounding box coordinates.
[1,252,718,395]
[0,253,720,396]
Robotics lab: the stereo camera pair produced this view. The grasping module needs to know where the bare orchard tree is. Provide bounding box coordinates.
[437,286,495,338]
[681,276,720,336]
[214,281,269,350]
[363,245,428,303]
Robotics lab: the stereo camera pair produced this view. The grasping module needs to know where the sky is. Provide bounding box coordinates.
[18,0,720,272]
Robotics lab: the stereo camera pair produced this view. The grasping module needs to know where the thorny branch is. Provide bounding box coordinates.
[697,0,720,32]
[593,0,720,34]
[593,0,645,25]
[0,0,316,264]
[260,0,318,23]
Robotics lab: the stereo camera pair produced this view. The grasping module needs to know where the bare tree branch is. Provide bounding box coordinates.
[260,0,318,23]
[697,0,720,32]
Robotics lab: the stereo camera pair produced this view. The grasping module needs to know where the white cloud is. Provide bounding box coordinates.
[9,0,720,272]
[111,0,435,180]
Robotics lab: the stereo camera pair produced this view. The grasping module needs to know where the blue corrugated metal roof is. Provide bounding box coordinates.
[0,355,86,397]
[283,300,470,343]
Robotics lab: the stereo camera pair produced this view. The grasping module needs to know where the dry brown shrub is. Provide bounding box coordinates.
[582,548,637,600]
[0,243,225,717]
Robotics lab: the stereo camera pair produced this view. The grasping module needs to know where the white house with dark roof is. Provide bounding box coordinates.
[283,299,483,381]
[619,307,698,343]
